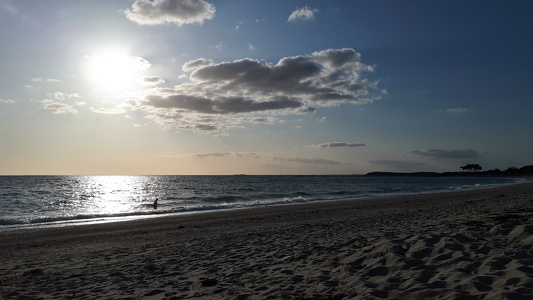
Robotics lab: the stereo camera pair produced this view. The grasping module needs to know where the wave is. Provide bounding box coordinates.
[447,181,518,190]
[202,195,248,203]
[0,195,331,230]
[0,176,521,231]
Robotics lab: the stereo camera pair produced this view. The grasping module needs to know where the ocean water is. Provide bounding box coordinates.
[0,175,520,230]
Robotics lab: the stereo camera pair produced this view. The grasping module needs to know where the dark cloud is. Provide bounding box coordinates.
[194,124,218,131]
[144,94,302,114]
[125,0,215,26]
[132,48,381,131]
[217,97,303,113]
[142,76,165,86]
[145,95,212,112]
[186,49,375,105]
[187,48,378,104]
[409,149,481,159]
[310,142,366,148]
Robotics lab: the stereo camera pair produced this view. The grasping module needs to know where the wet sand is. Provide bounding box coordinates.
[1,182,532,299]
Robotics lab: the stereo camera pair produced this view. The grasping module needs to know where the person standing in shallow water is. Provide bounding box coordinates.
[153,198,158,209]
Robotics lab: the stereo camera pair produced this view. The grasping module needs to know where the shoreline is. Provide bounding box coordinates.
[1,182,532,299]
[1,176,525,232]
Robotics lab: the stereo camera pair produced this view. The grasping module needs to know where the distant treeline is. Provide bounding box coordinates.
[366,164,533,177]
[472,165,533,176]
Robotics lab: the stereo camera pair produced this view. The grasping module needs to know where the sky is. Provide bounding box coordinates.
[1,0,532,175]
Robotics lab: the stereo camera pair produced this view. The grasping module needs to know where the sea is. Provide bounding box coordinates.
[0,175,522,231]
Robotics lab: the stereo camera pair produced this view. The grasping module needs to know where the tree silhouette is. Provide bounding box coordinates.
[460,164,482,172]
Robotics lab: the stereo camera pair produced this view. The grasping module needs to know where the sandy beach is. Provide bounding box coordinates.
[1,182,532,300]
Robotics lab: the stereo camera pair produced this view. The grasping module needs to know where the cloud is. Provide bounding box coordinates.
[309,142,366,148]
[141,76,165,86]
[0,99,16,104]
[90,107,126,115]
[39,92,81,114]
[46,92,80,101]
[214,132,229,138]
[193,151,260,158]
[182,58,214,72]
[127,48,381,131]
[194,152,231,158]
[194,123,218,130]
[144,94,303,114]
[212,42,225,51]
[31,77,63,83]
[132,56,151,70]
[41,101,78,114]
[409,149,481,159]
[369,159,426,171]
[273,157,344,166]
[446,108,472,113]
[288,7,319,22]
[125,0,215,26]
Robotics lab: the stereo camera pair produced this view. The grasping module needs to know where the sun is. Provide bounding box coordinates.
[85,47,150,93]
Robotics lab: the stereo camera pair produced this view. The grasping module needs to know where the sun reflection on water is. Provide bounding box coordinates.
[75,176,150,215]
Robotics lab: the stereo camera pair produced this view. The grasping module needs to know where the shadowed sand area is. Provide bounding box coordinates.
[1,182,532,299]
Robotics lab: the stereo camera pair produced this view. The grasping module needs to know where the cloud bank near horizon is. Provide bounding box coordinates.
[273,157,346,166]
[309,142,366,148]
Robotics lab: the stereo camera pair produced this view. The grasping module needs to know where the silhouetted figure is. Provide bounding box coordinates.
[153,198,158,209]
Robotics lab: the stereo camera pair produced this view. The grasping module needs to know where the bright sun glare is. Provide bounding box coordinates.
[85,48,149,93]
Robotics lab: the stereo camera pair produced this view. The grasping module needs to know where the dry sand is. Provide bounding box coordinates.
[0,182,532,300]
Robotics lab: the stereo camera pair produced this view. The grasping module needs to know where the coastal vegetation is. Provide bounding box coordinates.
[367,164,533,177]
[480,164,533,176]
